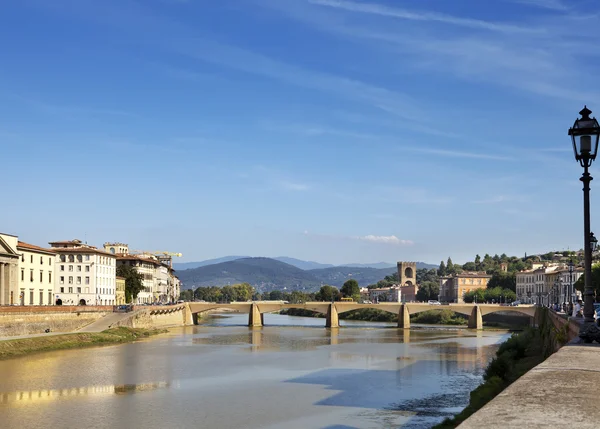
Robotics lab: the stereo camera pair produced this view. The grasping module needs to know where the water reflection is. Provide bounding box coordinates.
[0,314,509,429]
[0,382,171,405]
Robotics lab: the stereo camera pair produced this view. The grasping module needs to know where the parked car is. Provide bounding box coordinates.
[511,301,521,306]
[428,300,441,305]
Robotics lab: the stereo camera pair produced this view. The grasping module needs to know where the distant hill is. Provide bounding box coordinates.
[177,257,438,292]
[177,257,322,291]
[173,256,248,271]
[308,266,397,287]
[175,256,435,272]
[273,256,334,270]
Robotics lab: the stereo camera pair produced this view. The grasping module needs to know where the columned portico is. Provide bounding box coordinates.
[0,259,18,306]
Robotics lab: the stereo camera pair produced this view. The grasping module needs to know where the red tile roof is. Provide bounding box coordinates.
[17,241,57,255]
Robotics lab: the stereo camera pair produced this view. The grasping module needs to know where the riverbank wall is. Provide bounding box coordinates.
[453,310,583,428]
[0,306,112,337]
[111,304,192,329]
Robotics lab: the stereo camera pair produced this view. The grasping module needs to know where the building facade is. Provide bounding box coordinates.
[16,241,56,306]
[116,255,158,304]
[516,264,584,305]
[116,276,126,305]
[0,233,22,306]
[439,272,492,303]
[49,240,117,306]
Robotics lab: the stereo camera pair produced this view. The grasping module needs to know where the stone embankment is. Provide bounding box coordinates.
[458,311,590,428]
[0,306,112,337]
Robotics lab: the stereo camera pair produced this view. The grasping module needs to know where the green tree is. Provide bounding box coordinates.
[438,260,446,277]
[116,264,144,303]
[487,272,516,292]
[462,262,477,271]
[268,290,284,300]
[179,289,193,302]
[416,281,440,301]
[446,257,454,274]
[574,263,600,298]
[341,279,360,301]
[290,290,309,303]
[315,285,341,302]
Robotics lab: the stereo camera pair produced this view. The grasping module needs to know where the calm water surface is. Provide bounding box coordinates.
[0,314,510,429]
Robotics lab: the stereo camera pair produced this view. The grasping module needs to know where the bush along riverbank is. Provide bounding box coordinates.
[433,308,558,429]
[280,308,467,325]
[0,327,167,360]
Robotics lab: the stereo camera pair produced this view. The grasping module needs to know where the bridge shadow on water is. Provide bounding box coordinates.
[284,359,488,428]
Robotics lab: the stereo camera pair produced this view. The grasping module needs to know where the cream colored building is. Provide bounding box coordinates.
[0,233,56,306]
[116,255,158,304]
[116,276,126,305]
[50,239,117,306]
[0,233,23,306]
[439,272,492,303]
[516,263,584,305]
[17,241,56,306]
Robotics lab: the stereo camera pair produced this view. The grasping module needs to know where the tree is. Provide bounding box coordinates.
[438,260,446,277]
[341,279,360,301]
[487,272,516,292]
[574,263,600,298]
[446,257,454,274]
[268,290,284,301]
[416,281,439,301]
[116,264,144,303]
[315,285,341,302]
[290,290,309,303]
[462,262,477,271]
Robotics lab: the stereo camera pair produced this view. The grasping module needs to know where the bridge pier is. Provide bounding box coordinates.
[468,305,483,330]
[397,304,410,329]
[248,303,263,327]
[183,303,195,326]
[326,304,339,328]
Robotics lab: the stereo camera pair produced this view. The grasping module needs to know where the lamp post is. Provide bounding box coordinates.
[568,106,600,342]
[568,260,575,305]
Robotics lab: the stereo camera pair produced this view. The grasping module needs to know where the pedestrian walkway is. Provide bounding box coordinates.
[76,311,137,333]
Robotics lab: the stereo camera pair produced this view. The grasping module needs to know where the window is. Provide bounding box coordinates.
[77,255,82,263]
[85,277,90,285]
[49,257,51,266]
[85,255,90,261]
[68,255,74,263]
[21,253,24,262]
[68,276,73,284]
[30,269,34,282]
[30,255,33,263]
[77,276,81,285]
[68,287,73,293]
[40,271,43,282]
[40,256,43,264]
[60,265,65,271]
[48,292,52,305]
[29,290,33,305]
[85,266,90,272]
[39,290,43,305]
[60,255,66,263]
[77,287,81,293]
[60,276,64,284]
[77,266,81,272]
[60,287,64,293]
[68,265,73,272]
[21,269,24,281]
[49,272,52,283]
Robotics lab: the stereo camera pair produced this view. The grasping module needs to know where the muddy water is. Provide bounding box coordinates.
[0,313,509,429]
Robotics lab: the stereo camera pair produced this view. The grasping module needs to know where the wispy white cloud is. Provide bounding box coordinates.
[472,195,527,204]
[302,230,413,245]
[279,181,310,191]
[401,147,513,161]
[508,0,569,11]
[356,234,413,245]
[308,0,542,34]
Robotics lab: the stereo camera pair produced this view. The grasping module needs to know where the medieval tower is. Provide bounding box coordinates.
[397,261,417,286]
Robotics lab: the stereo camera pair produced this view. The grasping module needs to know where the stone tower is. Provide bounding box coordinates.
[397,261,417,286]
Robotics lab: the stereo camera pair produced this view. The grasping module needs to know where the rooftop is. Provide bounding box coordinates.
[17,241,57,255]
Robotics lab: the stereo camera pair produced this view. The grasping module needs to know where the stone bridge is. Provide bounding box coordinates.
[187,302,538,329]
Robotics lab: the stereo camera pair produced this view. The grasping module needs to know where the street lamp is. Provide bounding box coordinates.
[569,106,600,342]
[568,260,575,305]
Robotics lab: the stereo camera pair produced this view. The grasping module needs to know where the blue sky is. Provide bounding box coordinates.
[1,0,599,266]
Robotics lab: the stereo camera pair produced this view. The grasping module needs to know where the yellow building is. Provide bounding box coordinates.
[116,276,126,305]
[439,272,492,303]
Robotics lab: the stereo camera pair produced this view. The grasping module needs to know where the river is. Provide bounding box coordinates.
[0,314,510,429]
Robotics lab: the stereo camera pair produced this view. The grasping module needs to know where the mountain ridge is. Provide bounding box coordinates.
[176,257,436,292]
[174,256,435,271]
